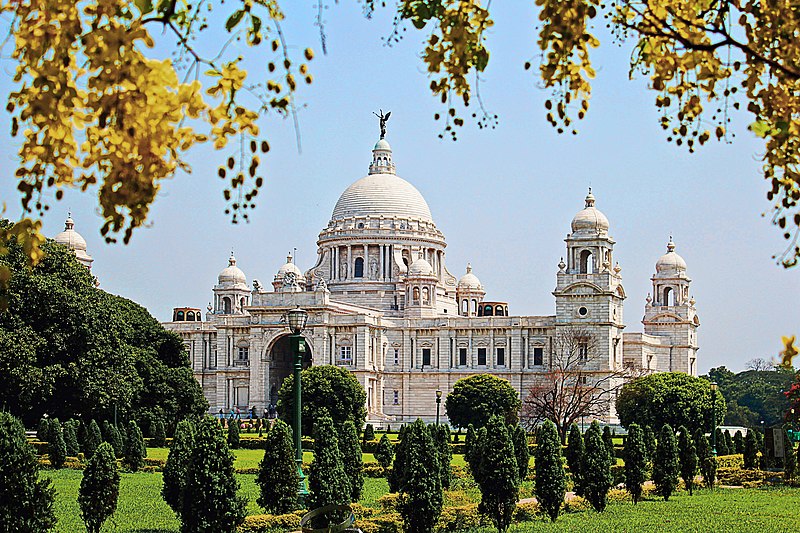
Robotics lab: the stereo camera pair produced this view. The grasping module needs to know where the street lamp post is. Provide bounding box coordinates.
[435,390,443,426]
[710,382,718,456]
[287,307,309,505]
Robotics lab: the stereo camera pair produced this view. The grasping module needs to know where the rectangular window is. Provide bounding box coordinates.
[338,346,353,366]
[422,348,432,367]
[237,347,249,361]
[478,348,487,366]
[497,347,505,366]
[533,347,544,366]
[393,390,399,405]
[393,348,399,366]
[578,340,589,363]
[459,348,467,366]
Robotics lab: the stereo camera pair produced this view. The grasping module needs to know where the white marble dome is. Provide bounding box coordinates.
[408,257,435,277]
[276,253,303,278]
[655,238,687,274]
[54,216,87,251]
[571,189,609,234]
[457,263,483,290]
[331,173,433,223]
[218,253,247,286]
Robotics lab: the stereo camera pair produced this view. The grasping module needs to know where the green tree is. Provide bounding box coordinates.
[387,426,407,493]
[744,429,759,469]
[36,418,49,442]
[697,434,717,488]
[784,432,797,483]
[653,425,680,501]
[602,426,615,460]
[643,425,657,464]
[734,430,745,454]
[565,424,585,496]
[715,428,729,455]
[398,419,443,533]
[227,419,240,450]
[78,442,119,533]
[162,419,195,520]
[124,420,145,472]
[617,373,726,437]
[277,365,366,437]
[85,420,102,460]
[374,434,394,471]
[182,417,246,533]
[106,424,123,458]
[707,366,794,427]
[430,424,452,490]
[63,420,79,457]
[0,411,56,531]
[623,424,647,504]
[339,420,364,502]
[47,419,66,469]
[512,424,530,482]
[581,421,612,512]
[677,426,698,495]
[477,416,519,532]
[362,423,375,443]
[256,419,298,515]
[445,374,521,429]
[151,419,167,447]
[307,416,349,511]
[534,421,565,522]
[464,424,477,473]
[724,431,734,455]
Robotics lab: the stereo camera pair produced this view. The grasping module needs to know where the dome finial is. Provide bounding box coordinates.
[466,262,472,273]
[287,251,293,264]
[667,236,676,252]
[585,187,595,208]
[229,250,236,266]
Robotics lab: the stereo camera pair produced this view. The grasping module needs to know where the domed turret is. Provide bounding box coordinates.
[408,256,435,278]
[273,252,305,292]
[655,237,687,275]
[218,252,247,288]
[457,263,483,290]
[571,188,610,234]
[456,263,485,317]
[54,214,93,269]
[214,252,249,314]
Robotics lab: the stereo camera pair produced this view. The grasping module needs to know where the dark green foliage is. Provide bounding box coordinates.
[256,419,298,514]
[512,424,530,482]
[715,428,729,455]
[47,419,67,469]
[453,428,459,442]
[151,419,167,447]
[387,427,407,493]
[117,423,128,453]
[464,424,476,472]
[63,420,79,456]
[181,417,246,533]
[724,430,734,455]
[227,419,240,450]
[339,420,363,501]
[734,430,745,454]
[124,420,145,472]
[307,416,349,511]
[0,230,207,427]
[643,425,657,463]
[696,434,717,488]
[566,424,585,496]
[277,365,366,437]
[85,420,102,460]
[445,374,521,429]
[581,422,612,512]
[677,426,698,495]
[476,416,518,532]
[362,423,375,444]
[616,373,726,436]
[79,442,119,533]
[431,424,452,489]
[374,434,394,471]
[77,420,88,450]
[101,420,113,443]
[37,418,49,441]
[653,425,680,501]
[705,365,794,427]
[624,424,647,504]
[107,424,123,458]
[534,421,565,522]
[162,419,195,519]
[0,411,56,531]
[744,429,759,469]
[784,433,797,483]
[398,419,442,533]
[257,418,263,437]
[602,426,615,460]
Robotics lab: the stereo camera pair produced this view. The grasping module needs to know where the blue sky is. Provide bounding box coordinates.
[0,3,796,373]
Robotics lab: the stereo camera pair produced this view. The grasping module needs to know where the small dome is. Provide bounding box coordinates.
[571,188,610,234]
[54,216,87,251]
[276,253,303,278]
[374,138,391,151]
[655,238,687,274]
[408,256,435,278]
[218,252,247,286]
[457,263,483,290]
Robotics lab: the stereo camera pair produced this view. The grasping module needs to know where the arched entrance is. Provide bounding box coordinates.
[267,334,312,407]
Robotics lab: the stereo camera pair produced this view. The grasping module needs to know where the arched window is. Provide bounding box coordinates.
[495,305,504,316]
[196,313,202,321]
[663,286,674,306]
[477,305,483,317]
[240,297,246,309]
[176,310,185,321]
[472,299,477,314]
[223,297,232,314]
[422,287,430,305]
[579,250,594,274]
[461,299,468,314]
[354,257,364,277]
[484,305,494,316]
[186,311,195,321]
[504,306,509,315]
[412,287,420,303]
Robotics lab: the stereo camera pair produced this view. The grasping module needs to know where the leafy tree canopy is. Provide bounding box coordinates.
[0,222,207,426]
[445,374,521,429]
[616,372,725,435]
[705,365,794,427]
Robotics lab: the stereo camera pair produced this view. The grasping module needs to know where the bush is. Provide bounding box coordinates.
[734,430,745,454]
[238,512,303,533]
[602,426,615,459]
[534,421,565,522]
[653,425,680,500]
[476,416,519,531]
[37,418,49,442]
[445,374,521,429]
[374,434,393,471]
[307,416,349,512]
[697,434,717,488]
[340,420,364,501]
[363,423,375,443]
[227,420,240,450]
[431,424,452,489]
[48,419,67,470]
[624,423,647,504]
[124,420,145,472]
[182,417,246,532]
[85,420,102,460]
[0,412,56,531]
[151,419,167,447]
[106,424,124,458]
[398,419,442,533]
[565,424,585,496]
[79,442,120,533]
[256,419,298,515]
[677,425,698,495]
[63,420,80,457]
[512,424,530,483]
[387,426,407,493]
[744,429,759,469]
[786,436,797,483]
[581,422,612,512]
[162,419,195,519]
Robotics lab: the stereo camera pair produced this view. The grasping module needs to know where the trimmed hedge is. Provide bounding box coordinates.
[717,454,744,469]
[237,511,304,532]
[716,467,771,487]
